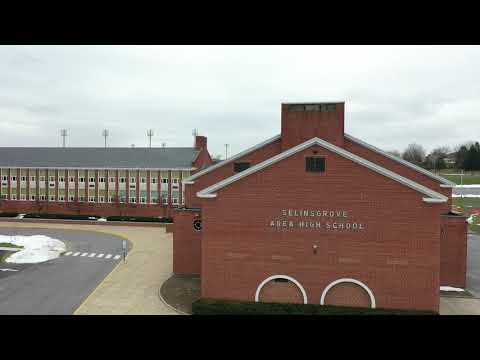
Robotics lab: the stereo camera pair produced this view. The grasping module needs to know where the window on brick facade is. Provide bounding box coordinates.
[20,194,26,200]
[88,196,95,202]
[130,177,136,183]
[161,178,168,184]
[58,195,65,201]
[2,176,7,181]
[69,196,75,201]
[99,196,104,203]
[59,176,65,182]
[119,177,125,183]
[11,176,16,181]
[89,177,95,183]
[172,178,178,184]
[79,195,85,202]
[306,157,325,172]
[69,177,75,182]
[40,176,45,182]
[151,178,157,184]
[40,195,46,201]
[49,195,55,201]
[49,176,55,182]
[234,162,250,173]
[30,195,36,201]
[141,177,146,183]
[99,177,105,183]
[21,176,26,182]
[31,176,36,182]
[140,197,146,203]
[109,177,115,183]
[129,197,136,203]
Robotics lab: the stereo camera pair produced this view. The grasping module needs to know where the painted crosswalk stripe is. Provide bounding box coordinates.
[65,251,73,256]
[73,252,81,256]
[81,253,88,257]
[105,254,112,259]
[88,253,96,257]
[113,255,121,260]
[97,253,104,258]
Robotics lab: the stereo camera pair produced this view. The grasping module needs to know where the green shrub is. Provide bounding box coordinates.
[23,213,98,220]
[0,212,19,218]
[106,216,173,223]
[192,299,438,315]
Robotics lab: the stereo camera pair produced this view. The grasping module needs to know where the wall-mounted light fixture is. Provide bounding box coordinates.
[313,244,318,254]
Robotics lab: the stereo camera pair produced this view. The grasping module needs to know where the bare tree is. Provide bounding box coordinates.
[386,150,401,158]
[402,143,426,167]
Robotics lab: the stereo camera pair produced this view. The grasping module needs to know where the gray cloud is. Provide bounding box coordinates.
[0,45,479,156]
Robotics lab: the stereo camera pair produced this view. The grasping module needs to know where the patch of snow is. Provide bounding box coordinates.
[97,218,107,222]
[0,268,18,272]
[455,185,480,188]
[16,214,26,219]
[440,286,465,292]
[452,195,480,198]
[88,217,97,220]
[0,234,66,264]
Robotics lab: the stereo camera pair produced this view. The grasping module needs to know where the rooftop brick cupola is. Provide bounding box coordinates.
[195,135,208,151]
[281,102,345,150]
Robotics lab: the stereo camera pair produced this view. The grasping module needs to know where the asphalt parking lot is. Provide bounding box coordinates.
[0,227,130,315]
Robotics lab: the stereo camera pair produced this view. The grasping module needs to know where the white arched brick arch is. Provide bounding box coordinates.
[254,275,308,304]
[320,278,376,308]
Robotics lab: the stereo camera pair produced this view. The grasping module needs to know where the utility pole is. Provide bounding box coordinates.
[147,129,154,148]
[102,129,109,148]
[225,144,229,160]
[60,129,67,148]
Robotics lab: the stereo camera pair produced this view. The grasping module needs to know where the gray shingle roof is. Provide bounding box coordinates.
[0,147,199,169]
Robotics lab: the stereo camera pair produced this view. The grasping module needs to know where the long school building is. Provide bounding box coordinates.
[174,102,468,312]
[0,136,212,217]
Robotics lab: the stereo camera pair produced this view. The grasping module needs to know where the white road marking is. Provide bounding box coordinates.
[0,268,19,272]
[113,255,121,260]
[73,252,81,256]
[81,253,88,257]
[65,251,73,256]
[97,253,104,258]
[88,253,96,257]
[105,254,112,259]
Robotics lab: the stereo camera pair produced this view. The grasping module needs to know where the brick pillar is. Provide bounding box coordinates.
[45,171,49,205]
[75,169,79,202]
[16,169,20,200]
[126,171,130,204]
[84,169,88,203]
[136,170,140,204]
[157,171,161,214]
[105,169,109,203]
[56,169,60,202]
[147,170,151,204]
[26,168,30,201]
[168,170,172,209]
[36,169,39,200]
[65,170,68,202]
[95,169,99,203]
[179,171,183,206]
[115,170,119,203]
[7,169,10,200]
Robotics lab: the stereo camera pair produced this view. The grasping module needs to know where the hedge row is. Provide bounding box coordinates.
[0,212,19,218]
[106,216,173,223]
[23,213,98,220]
[16,212,173,223]
[192,299,438,315]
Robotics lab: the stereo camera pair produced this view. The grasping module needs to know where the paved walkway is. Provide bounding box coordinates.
[0,221,177,315]
[440,297,480,315]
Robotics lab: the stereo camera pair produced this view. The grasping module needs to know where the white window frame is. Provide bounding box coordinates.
[89,177,95,183]
[40,176,45,182]
[88,196,95,203]
[99,196,105,203]
[99,177,105,183]
[59,176,65,183]
[31,176,36,182]
[119,177,125,183]
[58,195,65,202]
[49,195,56,201]
[130,177,136,183]
[129,197,136,203]
[79,177,85,183]
[30,195,36,201]
[20,176,26,182]
[109,177,115,183]
[141,177,146,183]
[161,178,168,184]
[11,176,17,182]
[151,178,157,184]
[40,195,46,201]
[69,196,75,202]
[20,193,26,200]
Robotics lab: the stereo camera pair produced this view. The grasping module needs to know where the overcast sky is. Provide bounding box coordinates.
[1,45,479,158]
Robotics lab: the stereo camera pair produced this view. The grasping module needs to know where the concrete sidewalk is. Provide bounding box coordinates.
[0,221,177,315]
[440,297,480,315]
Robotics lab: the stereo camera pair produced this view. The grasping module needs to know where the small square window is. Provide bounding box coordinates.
[234,162,250,173]
[21,176,26,182]
[109,177,115,183]
[119,177,125,183]
[306,157,325,172]
[162,178,168,184]
[130,177,136,183]
[151,178,157,184]
[141,177,146,183]
[89,177,95,183]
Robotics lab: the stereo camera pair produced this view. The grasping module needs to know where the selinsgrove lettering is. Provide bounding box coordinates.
[281,209,348,218]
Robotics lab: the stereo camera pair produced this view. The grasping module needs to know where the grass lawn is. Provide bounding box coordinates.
[441,173,480,185]
[452,197,480,234]
[0,242,23,249]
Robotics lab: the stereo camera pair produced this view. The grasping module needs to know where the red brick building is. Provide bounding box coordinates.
[174,102,468,312]
[0,135,212,218]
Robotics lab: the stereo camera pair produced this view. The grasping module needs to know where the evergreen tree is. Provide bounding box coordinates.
[455,145,469,170]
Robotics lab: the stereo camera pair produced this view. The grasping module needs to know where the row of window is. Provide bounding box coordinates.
[1,193,181,204]
[232,157,326,173]
[1,175,179,184]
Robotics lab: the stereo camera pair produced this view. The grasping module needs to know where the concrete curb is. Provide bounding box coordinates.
[157,276,190,315]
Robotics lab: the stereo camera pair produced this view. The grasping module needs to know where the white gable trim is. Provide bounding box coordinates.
[183,134,281,183]
[344,133,456,187]
[197,137,448,203]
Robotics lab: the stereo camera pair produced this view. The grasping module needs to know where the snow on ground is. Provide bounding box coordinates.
[0,268,18,272]
[97,218,107,222]
[452,194,480,198]
[0,234,66,264]
[455,185,480,188]
[440,286,465,292]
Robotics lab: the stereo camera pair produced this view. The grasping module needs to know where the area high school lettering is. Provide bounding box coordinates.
[269,209,365,231]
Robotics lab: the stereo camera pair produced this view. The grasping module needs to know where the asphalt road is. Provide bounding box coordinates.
[0,228,130,315]
[467,233,480,298]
